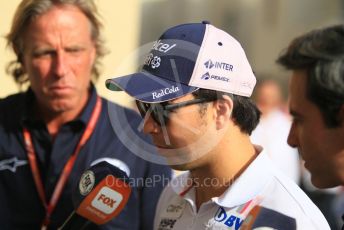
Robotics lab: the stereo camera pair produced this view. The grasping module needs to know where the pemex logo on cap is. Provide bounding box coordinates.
[201,72,210,80]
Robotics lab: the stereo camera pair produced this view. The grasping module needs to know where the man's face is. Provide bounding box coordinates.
[22,5,96,113]
[288,70,344,188]
[142,94,220,171]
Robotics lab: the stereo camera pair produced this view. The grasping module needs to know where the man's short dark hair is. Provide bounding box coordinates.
[277,24,344,128]
[192,89,261,135]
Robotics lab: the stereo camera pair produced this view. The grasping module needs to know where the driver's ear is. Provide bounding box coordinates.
[213,95,233,130]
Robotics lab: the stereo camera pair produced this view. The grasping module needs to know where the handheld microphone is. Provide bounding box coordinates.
[241,206,296,230]
[59,160,131,229]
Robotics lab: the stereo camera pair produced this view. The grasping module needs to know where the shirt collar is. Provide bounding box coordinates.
[78,83,99,124]
[170,171,192,196]
[213,147,272,208]
[170,171,196,206]
[170,146,273,208]
[21,88,35,122]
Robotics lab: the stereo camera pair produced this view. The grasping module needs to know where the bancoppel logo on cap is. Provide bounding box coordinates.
[79,170,95,196]
[151,56,161,69]
[91,187,123,214]
[144,53,161,69]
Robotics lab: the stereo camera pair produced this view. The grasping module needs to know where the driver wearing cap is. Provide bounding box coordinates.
[106,21,330,230]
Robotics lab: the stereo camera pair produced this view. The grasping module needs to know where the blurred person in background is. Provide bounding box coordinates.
[0,0,171,229]
[277,24,344,229]
[250,79,301,183]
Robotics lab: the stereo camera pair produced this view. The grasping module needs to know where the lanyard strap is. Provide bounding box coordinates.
[23,96,102,228]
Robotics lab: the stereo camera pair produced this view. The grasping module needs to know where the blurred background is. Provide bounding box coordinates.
[1,0,343,105]
[0,0,343,228]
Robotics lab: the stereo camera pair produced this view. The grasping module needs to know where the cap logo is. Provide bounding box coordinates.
[204,59,233,72]
[204,60,214,69]
[144,53,161,69]
[210,74,230,82]
[152,39,177,53]
[201,72,210,80]
[241,82,254,89]
[151,56,161,69]
[201,72,230,83]
[152,86,180,99]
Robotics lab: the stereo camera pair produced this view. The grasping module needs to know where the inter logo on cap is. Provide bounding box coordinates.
[204,59,233,72]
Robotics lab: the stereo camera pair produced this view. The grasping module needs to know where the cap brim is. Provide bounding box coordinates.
[106,71,199,103]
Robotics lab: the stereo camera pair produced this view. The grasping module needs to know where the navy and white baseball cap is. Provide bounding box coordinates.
[106,21,256,103]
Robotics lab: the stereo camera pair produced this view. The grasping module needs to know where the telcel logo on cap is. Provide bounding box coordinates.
[91,187,123,214]
[152,39,177,53]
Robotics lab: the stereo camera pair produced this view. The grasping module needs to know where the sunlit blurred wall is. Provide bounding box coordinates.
[139,0,344,86]
[0,0,21,98]
[236,0,343,78]
[0,0,140,107]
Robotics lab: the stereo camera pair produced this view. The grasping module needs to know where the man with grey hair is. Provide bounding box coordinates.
[277,24,344,189]
[0,0,171,229]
